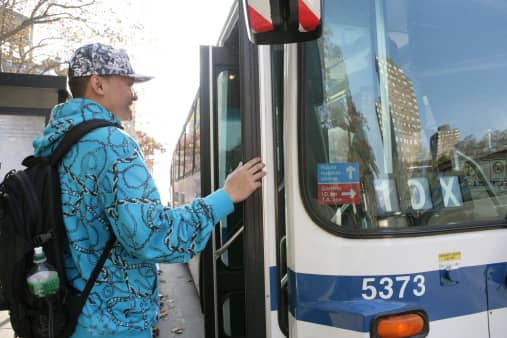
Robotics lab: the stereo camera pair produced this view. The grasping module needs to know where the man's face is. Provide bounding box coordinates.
[100,76,137,121]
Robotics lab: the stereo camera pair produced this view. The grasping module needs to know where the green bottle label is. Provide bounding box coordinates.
[27,271,60,298]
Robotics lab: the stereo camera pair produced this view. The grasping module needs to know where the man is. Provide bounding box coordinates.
[32,43,265,338]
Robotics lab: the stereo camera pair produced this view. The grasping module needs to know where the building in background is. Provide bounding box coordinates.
[431,124,460,161]
[0,8,33,73]
[376,58,423,165]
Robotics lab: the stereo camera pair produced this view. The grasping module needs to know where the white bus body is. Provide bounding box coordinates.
[170,1,507,337]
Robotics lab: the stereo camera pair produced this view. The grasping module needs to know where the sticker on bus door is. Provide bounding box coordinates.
[408,177,432,210]
[373,177,402,215]
[439,176,463,207]
[317,163,360,205]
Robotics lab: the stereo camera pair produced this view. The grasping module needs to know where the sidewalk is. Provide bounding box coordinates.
[156,263,204,338]
[0,309,13,338]
[0,263,204,338]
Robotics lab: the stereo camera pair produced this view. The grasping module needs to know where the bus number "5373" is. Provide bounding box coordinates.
[361,275,426,300]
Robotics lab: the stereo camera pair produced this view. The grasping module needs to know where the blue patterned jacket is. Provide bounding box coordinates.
[32,98,233,336]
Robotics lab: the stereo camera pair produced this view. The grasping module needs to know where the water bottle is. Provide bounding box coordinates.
[26,247,60,298]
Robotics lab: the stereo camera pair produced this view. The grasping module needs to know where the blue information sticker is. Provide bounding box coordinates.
[317,163,359,184]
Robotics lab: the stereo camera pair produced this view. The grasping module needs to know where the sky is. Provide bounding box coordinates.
[120,0,235,203]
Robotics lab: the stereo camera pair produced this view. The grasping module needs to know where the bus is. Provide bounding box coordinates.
[170,1,507,337]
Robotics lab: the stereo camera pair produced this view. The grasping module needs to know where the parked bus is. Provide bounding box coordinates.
[170,1,507,337]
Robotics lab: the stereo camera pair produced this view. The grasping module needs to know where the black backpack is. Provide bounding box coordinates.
[0,119,120,338]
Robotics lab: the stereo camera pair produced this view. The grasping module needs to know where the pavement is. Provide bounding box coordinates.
[0,308,13,338]
[155,263,204,338]
[0,263,204,338]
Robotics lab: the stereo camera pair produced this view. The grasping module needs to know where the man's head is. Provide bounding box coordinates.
[68,43,152,121]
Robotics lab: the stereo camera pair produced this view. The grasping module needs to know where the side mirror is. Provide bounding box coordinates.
[242,0,322,45]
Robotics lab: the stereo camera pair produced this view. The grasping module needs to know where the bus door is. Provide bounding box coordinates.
[199,45,245,338]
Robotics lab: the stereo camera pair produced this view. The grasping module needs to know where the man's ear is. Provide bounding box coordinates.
[89,75,106,96]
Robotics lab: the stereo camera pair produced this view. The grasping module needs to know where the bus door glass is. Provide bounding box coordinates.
[217,69,242,269]
[217,66,244,337]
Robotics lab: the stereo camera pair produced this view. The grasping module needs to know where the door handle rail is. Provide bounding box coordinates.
[214,225,244,258]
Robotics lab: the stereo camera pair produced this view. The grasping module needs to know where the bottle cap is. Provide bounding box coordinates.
[33,246,46,263]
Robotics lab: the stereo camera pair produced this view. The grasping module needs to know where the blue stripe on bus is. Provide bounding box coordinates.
[269,262,507,332]
[270,266,278,311]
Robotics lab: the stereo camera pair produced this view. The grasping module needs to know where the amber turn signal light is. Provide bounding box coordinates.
[376,313,426,338]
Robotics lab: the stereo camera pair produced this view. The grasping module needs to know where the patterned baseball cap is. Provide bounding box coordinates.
[68,43,153,82]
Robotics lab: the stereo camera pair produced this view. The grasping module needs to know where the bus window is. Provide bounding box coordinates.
[194,97,201,171]
[178,136,185,180]
[172,147,176,182]
[184,111,195,176]
[300,0,507,233]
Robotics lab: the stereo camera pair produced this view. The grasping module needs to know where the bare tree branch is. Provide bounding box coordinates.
[46,0,95,12]
[0,0,95,42]
[1,0,141,75]
[23,36,62,55]
[31,0,49,20]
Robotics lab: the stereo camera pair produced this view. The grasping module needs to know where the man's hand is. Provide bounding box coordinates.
[223,157,266,203]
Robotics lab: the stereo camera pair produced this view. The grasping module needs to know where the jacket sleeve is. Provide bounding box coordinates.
[99,131,234,262]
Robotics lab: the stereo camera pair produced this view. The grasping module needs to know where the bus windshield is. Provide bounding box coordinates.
[300,0,507,233]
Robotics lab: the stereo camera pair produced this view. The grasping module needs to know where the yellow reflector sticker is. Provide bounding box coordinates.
[438,251,461,263]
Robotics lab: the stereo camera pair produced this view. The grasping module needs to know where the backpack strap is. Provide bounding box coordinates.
[62,234,117,338]
[82,235,116,299]
[63,203,117,336]
[50,119,123,166]
[46,119,122,336]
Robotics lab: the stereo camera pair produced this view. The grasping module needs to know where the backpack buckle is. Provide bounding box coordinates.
[32,230,55,247]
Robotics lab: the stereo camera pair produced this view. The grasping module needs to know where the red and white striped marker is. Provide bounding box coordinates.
[247,0,274,33]
[298,0,321,32]
[246,0,321,34]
